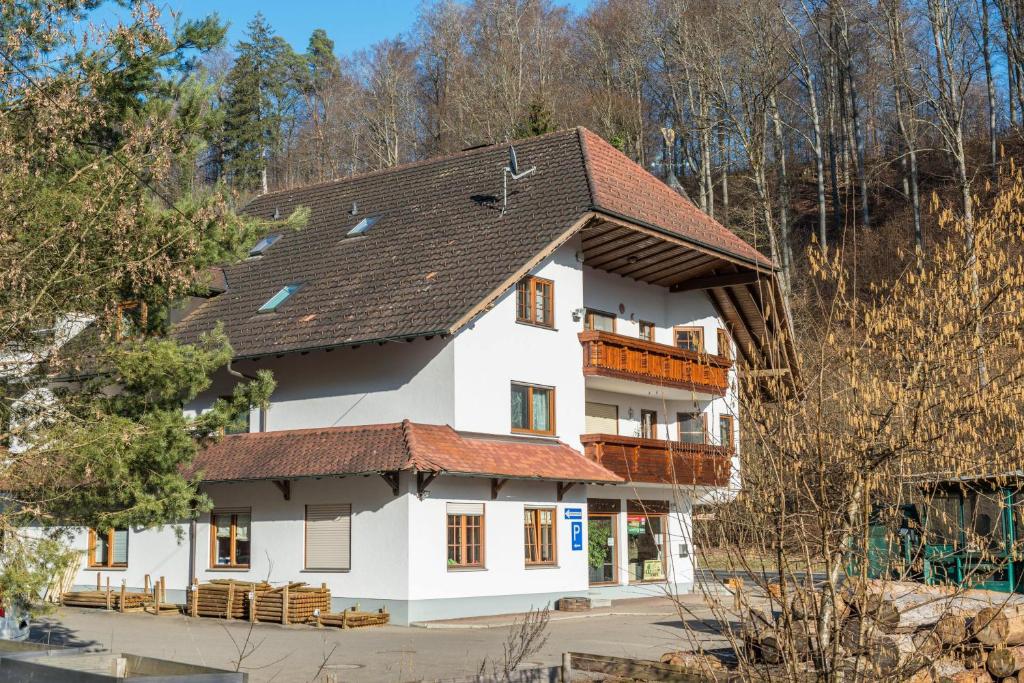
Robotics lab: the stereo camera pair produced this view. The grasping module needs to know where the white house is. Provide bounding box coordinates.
[59,128,795,625]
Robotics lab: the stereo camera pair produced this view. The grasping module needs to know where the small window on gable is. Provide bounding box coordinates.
[516,276,554,327]
[346,216,378,238]
[258,283,302,313]
[249,233,282,257]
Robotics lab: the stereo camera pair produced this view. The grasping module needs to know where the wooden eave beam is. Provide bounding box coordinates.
[417,471,439,498]
[647,255,720,286]
[723,285,769,360]
[709,287,757,367]
[379,472,400,497]
[658,259,722,287]
[589,239,684,273]
[557,481,578,502]
[583,233,652,263]
[272,480,291,501]
[612,243,680,276]
[623,250,707,282]
[580,224,628,251]
[670,270,763,293]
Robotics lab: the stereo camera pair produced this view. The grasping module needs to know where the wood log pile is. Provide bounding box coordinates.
[61,589,148,611]
[317,606,390,629]
[730,580,1024,682]
[190,579,265,619]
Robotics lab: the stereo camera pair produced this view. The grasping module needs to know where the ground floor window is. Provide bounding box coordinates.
[447,503,484,569]
[305,504,352,571]
[627,502,668,582]
[524,508,556,565]
[88,528,128,568]
[211,508,251,568]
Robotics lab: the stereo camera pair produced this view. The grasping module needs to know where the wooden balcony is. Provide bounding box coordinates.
[579,330,730,396]
[581,433,732,487]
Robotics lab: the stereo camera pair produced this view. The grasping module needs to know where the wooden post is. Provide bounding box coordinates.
[226,582,235,621]
[561,653,573,683]
[341,608,348,630]
[249,583,256,624]
[105,577,111,610]
[190,578,198,618]
[96,573,101,591]
[144,574,150,594]
[282,584,290,625]
[152,585,160,616]
[159,576,166,604]
[119,580,126,613]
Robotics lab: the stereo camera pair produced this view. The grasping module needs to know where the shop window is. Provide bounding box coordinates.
[511,383,555,435]
[674,326,704,353]
[524,508,556,565]
[211,509,251,568]
[89,528,128,568]
[627,511,667,582]
[585,309,616,333]
[516,277,554,327]
[447,503,484,569]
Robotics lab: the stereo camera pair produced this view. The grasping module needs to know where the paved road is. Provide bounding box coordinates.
[29,597,731,682]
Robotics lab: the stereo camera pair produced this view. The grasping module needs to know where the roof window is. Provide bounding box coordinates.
[346,216,378,238]
[249,233,282,257]
[258,283,302,313]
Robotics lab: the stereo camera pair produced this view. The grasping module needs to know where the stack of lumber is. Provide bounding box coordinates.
[734,579,1024,681]
[317,606,390,629]
[248,582,330,624]
[191,579,269,619]
[61,589,148,611]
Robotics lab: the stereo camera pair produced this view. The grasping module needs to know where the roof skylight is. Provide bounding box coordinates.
[346,216,378,238]
[258,283,302,313]
[249,233,282,257]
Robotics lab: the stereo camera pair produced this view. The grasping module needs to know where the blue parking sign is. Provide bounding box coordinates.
[571,520,583,551]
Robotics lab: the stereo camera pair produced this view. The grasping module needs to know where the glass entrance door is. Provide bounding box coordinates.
[588,514,616,584]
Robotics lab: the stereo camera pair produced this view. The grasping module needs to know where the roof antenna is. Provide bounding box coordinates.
[502,145,536,215]
[350,201,358,216]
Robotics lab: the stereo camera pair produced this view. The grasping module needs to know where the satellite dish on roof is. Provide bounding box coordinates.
[502,145,536,215]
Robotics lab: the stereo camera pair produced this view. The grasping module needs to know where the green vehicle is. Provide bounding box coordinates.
[860,473,1024,593]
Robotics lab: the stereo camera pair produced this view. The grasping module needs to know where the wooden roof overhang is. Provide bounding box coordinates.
[579,214,800,396]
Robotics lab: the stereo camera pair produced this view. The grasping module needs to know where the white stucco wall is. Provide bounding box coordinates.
[185,335,455,431]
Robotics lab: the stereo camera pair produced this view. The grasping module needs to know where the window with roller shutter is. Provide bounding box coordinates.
[305,504,352,571]
[585,401,618,434]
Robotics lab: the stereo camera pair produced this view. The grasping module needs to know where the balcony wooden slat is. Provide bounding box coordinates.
[580,433,731,487]
[579,330,730,395]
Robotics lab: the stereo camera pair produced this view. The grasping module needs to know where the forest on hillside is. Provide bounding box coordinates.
[153,0,1021,298]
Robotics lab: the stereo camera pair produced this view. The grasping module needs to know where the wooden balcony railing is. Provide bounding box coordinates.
[579,330,730,395]
[581,433,732,487]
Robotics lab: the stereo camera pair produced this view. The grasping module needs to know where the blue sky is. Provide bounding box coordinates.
[92,1,592,56]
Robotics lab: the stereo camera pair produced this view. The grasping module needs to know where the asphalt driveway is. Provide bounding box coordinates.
[28,595,732,682]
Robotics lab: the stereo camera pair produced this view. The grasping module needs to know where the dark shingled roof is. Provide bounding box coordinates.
[173,127,771,358]
[190,421,622,483]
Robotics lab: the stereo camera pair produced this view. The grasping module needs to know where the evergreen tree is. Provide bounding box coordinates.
[221,14,302,193]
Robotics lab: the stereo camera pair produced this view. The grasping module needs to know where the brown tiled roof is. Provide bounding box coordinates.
[173,127,771,358]
[190,421,621,484]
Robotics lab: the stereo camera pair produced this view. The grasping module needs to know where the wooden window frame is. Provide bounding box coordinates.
[210,509,251,569]
[524,507,557,566]
[516,276,555,328]
[638,320,655,342]
[719,414,736,451]
[511,382,556,436]
[87,528,128,568]
[673,326,704,353]
[717,328,732,360]
[115,300,148,341]
[677,411,708,445]
[447,509,485,570]
[584,308,617,333]
[640,409,658,440]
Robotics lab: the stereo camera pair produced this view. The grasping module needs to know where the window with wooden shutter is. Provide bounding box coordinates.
[305,504,352,571]
[585,402,618,434]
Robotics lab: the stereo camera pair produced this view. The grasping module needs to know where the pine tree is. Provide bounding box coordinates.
[221,14,302,193]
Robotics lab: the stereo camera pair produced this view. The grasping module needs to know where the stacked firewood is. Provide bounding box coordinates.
[249,582,330,624]
[191,579,269,619]
[738,580,1024,682]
